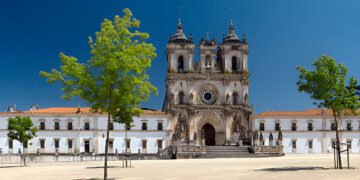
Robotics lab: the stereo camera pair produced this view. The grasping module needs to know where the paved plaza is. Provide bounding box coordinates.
[1,154,360,180]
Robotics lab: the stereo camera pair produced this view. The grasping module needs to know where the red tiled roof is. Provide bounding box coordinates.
[256,108,360,117]
[0,107,165,115]
[256,109,332,117]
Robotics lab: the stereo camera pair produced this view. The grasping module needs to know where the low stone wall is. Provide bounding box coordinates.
[0,154,160,164]
[254,145,284,155]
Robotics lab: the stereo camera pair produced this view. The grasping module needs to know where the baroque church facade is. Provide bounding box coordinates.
[163,20,253,146]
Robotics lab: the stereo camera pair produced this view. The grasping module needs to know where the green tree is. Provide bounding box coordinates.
[40,8,157,179]
[296,55,360,169]
[7,116,37,166]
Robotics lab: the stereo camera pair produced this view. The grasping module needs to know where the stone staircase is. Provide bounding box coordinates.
[198,146,266,158]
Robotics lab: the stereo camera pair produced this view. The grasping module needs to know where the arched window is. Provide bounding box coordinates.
[205,55,211,67]
[179,91,185,105]
[178,56,184,73]
[231,56,237,71]
[232,92,239,105]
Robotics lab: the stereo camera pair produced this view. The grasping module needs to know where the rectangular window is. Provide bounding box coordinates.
[291,123,297,131]
[157,140,163,149]
[40,139,45,149]
[331,123,336,130]
[8,139,13,149]
[109,140,113,149]
[55,139,59,149]
[109,122,114,130]
[157,122,163,130]
[347,140,352,149]
[142,140,147,149]
[40,122,46,130]
[126,139,131,149]
[68,139,73,149]
[308,123,313,131]
[54,122,60,130]
[347,123,352,131]
[259,123,265,131]
[23,142,28,149]
[142,122,147,130]
[292,140,296,149]
[308,140,313,149]
[84,122,90,130]
[67,122,73,130]
[275,123,280,131]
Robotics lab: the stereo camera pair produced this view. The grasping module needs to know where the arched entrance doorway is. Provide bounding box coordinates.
[202,123,216,146]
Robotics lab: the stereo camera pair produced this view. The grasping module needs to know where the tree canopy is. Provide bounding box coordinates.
[296,55,360,169]
[40,8,157,121]
[40,8,157,179]
[7,116,37,145]
[296,55,360,114]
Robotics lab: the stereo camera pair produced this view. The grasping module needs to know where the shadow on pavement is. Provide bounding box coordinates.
[256,166,330,172]
[0,165,26,168]
[72,178,117,180]
[86,166,120,169]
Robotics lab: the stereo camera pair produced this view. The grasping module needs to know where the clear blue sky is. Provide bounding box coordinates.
[1,0,360,113]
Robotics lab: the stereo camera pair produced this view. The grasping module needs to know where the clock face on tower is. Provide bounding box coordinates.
[199,85,217,105]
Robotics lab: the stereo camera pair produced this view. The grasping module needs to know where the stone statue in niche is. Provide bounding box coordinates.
[175,112,188,142]
[170,93,174,104]
[225,93,231,105]
[244,93,248,105]
[189,92,193,104]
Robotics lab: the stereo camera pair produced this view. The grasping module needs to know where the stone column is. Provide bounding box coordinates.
[188,111,194,143]
[225,113,232,143]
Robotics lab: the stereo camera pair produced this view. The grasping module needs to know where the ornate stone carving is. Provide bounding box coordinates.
[225,93,231,105]
[198,84,218,105]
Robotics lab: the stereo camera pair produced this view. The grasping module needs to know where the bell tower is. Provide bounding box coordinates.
[166,19,195,73]
[221,20,248,74]
[199,33,218,73]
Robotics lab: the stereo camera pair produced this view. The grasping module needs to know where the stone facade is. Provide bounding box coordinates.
[253,109,360,154]
[0,107,170,155]
[163,20,253,147]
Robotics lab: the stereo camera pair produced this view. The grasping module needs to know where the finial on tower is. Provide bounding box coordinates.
[229,19,234,33]
[242,33,247,44]
[178,18,182,29]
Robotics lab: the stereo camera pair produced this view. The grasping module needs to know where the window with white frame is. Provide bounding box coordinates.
[39,121,46,130]
[307,121,313,131]
[346,122,352,131]
[142,139,147,149]
[84,121,90,130]
[291,120,297,131]
[157,121,163,130]
[54,139,60,149]
[67,121,73,130]
[141,121,148,130]
[292,140,297,149]
[68,139,73,149]
[259,122,265,131]
[308,140,313,149]
[54,121,60,130]
[275,121,280,131]
[40,139,45,149]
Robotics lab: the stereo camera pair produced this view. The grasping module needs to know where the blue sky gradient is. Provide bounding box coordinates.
[1,0,360,113]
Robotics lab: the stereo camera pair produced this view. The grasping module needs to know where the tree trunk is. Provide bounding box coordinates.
[22,146,26,166]
[104,111,111,180]
[333,110,342,169]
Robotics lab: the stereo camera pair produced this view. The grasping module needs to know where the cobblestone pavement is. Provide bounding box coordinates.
[1,154,360,180]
